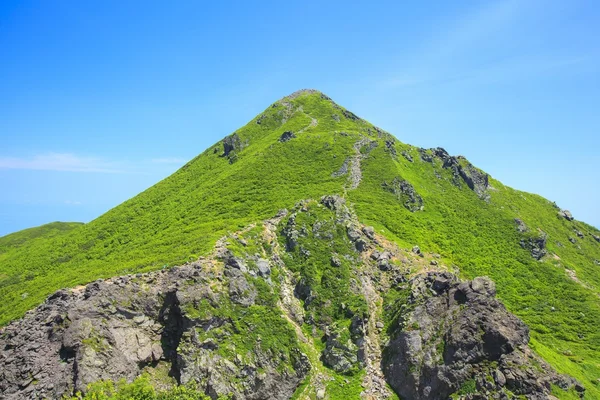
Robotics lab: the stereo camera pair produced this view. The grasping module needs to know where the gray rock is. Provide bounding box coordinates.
[321,338,358,373]
[362,226,375,240]
[520,233,547,260]
[574,229,585,238]
[558,209,574,221]
[0,261,308,400]
[382,272,583,400]
[256,259,271,277]
[278,131,296,142]
[514,218,528,233]
[332,157,350,178]
[382,178,424,212]
[320,195,346,211]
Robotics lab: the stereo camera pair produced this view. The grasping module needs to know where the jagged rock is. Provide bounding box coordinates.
[574,229,585,238]
[342,109,360,121]
[382,272,583,400]
[412,246,421,255]
[569,237,577,244]
[222,133,242,159]
[514,218,528,233]
[418,148,433,162]
[385,140,397,157]
[458,162,490,201]
[321,334,359,373]
[558,209,574,221]
[382,177,424,212]
[278,131,296,142]
[362,226,375,240]
[0,261,309,399]
[520,233,547,260]
[401,150,413,162]
[593,234,600,243]
[320,194,345,211]
[256,259,271,277]
[229,276,257,306]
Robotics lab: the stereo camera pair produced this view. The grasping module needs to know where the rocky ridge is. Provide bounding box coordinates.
[0,195,585,400]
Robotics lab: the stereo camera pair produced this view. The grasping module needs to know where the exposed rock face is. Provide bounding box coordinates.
[0,196,585,400]
[279,131,296,142]
[558,209,574,221]
[222,133,245,163]
[514,218,529,233]
[382,272,584,400]
[382,177,424,212]
[0,263,309,399]
[593,234,600,243]
[520,233,548,260]
[458,162,490,201]
[421,147,491,201]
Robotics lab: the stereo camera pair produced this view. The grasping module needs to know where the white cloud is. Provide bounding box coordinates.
[64,200,82,206]
[0,153,125,173]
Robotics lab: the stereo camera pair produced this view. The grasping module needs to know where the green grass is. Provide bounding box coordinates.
[1,90,599,398]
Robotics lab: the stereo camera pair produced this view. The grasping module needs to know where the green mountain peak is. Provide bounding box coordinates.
[0,91,599,399]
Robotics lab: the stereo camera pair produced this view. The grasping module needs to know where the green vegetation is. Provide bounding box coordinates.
[68,374,218,399]
[0,221,82,254]
[1,90,599,398]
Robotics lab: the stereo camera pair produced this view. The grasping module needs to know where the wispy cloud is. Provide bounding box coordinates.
[64,200,82,206]
[381,0,590,89]
[0,153,189,173]
[0,153,126,173]
[151,157,187,164]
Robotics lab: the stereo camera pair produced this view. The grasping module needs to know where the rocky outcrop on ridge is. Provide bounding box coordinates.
[419,147,491,201]
[382,273,584,400]
[0,259,309,399]
[0,196,585,400]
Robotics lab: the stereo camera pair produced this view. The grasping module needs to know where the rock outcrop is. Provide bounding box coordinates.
[382,177,424,212]
[558,209,574,221]
[382,272,584,400]
[0,261,309,399]
[422,147,491,201]
[520,233,548,260]
[0,197,585,400]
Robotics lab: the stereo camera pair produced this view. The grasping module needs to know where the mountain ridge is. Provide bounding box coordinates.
[0,90,599,398]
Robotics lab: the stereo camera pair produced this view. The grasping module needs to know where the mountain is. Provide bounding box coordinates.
[1,89,599,399]
[0,222,83,254]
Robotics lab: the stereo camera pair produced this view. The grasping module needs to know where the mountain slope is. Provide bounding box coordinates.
[0,222,83,254]
[0,90,599,398]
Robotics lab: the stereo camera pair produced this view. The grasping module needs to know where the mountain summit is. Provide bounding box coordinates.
[0,90,599,399]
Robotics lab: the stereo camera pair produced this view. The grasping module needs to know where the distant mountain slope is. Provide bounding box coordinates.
[0,222,83,254]
[0,90,599,398]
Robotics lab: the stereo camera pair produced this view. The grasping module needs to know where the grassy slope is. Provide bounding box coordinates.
[0,91,599,397]
[0,222,83,253]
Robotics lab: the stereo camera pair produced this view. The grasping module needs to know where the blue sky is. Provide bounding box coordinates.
[0,0,599,236]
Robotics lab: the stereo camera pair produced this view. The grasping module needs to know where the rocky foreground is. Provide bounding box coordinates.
[0,196,585,399]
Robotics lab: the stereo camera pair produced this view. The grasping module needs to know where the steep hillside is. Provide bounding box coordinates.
[0,90,599,398]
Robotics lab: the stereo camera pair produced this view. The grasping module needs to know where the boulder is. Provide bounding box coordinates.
[278,131,296,142]
[558,209,574,221]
